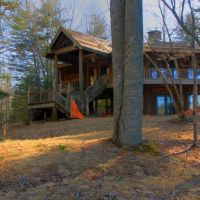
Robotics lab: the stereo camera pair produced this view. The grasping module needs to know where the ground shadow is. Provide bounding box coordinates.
[3,117,113,140]
[1,116,200,199]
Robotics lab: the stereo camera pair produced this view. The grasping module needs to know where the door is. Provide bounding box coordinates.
[100,66,108,76]
[156,95,175,115]
[88,67,97,86]
[156,96,165,115]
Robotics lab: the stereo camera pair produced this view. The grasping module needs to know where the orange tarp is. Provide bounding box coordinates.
[184,108,200,116]
[70,99,85,119]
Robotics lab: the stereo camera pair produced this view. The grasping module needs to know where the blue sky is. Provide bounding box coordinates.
[86,0,161,31]
[32,0,166,36]
[64,0,163,34]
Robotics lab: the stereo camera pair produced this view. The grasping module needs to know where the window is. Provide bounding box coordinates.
[151,68,168,79]
[188,69,200,80]
[188,69,193,79]
[196,69,200,80]
[160,68,168,78]
[151,69,158,79]
[172,69,178,79]
[156,95,175,115]
[188,95,200,109]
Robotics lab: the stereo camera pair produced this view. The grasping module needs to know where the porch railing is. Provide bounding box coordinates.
[28,88,53,105]
[144,68,200,80]
[59,81,79,94]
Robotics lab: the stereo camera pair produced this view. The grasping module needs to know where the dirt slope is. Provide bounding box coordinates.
[0,116,200,200]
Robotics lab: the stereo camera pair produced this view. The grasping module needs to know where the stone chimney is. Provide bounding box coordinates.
[147,30,162,42]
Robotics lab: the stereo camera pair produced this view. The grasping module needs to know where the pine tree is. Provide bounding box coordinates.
[9,0,67,122]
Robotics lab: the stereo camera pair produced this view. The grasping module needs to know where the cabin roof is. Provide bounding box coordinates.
[144,40,200,53]
[46,26,112,58]
[64,29,112,54]
[45,26,200,59]
[145,40,200,49]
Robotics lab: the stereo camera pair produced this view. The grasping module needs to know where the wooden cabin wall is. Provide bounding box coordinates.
[85,57,112,87]
[58,57,112,88]
[143,85,198,115]
[60,65,79,83]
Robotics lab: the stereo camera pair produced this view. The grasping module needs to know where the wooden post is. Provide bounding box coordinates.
[94,68,97,83]
[52,55,58,121]
[67,83,71,99]
[59,69,62,93]
[70,96,72,118]
[52,106,57,121]
[111,97,113,114]
[29,109,33,125]
[95,99,98,115]
[106,98,108,113]
[40,88,42,103]
[86,96,90,117]
[28,87,30,105]
[79,49,83,92]
[44,111,47,121]
[53,54,58,102]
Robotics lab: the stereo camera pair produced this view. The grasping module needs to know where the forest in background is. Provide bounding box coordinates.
[0,0,109,123]
[0,1,200,197]
[0,0,200,125]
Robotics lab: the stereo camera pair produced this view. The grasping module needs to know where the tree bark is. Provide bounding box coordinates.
[192,38,198,146]
[111,0,143,147]
[110,0,125,145]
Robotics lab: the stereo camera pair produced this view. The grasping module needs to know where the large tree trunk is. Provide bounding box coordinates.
[110,0,125,145]
[120,0,143,146]
[192,39,198,146]
[111,0,143,147]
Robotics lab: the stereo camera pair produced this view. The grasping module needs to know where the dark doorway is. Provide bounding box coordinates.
[100,66,108,76]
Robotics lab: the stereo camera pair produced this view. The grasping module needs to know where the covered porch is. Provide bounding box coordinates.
[28,27,112,120]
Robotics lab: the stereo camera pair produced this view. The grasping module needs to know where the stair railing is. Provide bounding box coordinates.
[55,93,70,113]
[55,74,110,116]
[83,74,109,103]
[72,96,86,114]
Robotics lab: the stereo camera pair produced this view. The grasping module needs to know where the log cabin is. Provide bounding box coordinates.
[27,27,200,121]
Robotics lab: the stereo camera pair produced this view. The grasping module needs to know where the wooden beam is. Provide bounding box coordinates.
[55,46,78,55]
[53,54,58,102]
[57,63,73,68]
[79,49,84,92]
[27,103,55,109]
[83,53,96,62]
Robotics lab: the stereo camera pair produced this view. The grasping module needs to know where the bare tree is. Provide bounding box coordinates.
[86,12,108,39]
[161,0,199,147]
[144,1,190,120]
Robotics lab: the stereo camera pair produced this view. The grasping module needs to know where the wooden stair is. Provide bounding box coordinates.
[55,93,71,116]
[83,74,109,102]
[55,74,109,117]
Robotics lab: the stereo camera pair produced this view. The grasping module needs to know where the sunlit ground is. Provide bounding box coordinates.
[0,116,200,200]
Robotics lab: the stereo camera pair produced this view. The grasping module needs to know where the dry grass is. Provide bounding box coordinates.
[0,116,200,200]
